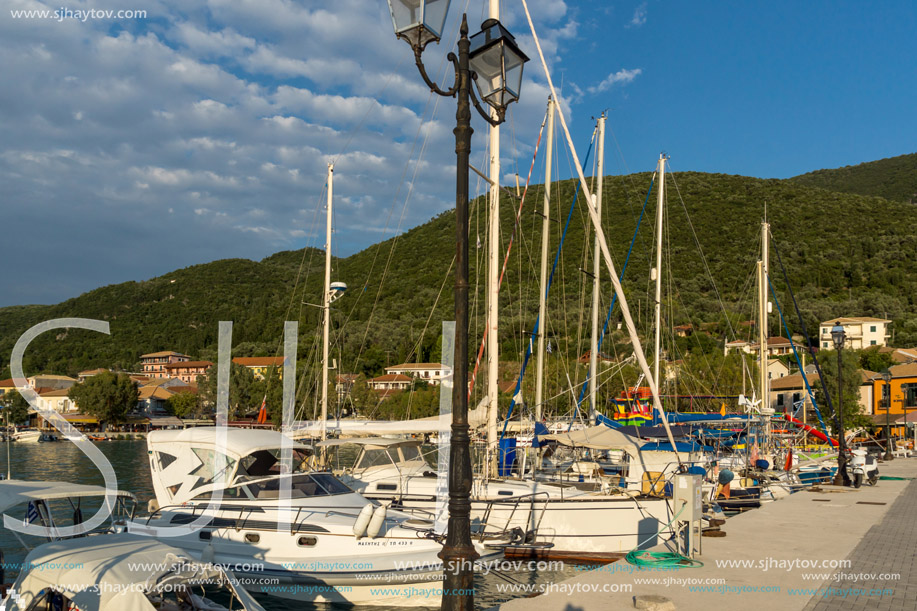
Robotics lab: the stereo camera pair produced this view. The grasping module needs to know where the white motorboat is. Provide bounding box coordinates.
[133,427,500,606]
[323,434,686,557]
[10,430,41,443]
[2,533,264,610]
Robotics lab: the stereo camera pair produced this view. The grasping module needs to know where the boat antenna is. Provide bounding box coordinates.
[5,406,10,479]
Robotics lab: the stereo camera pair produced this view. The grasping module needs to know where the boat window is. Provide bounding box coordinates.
[190,448,237,490]
[356,449,396,470]
[243,474,351,500]
[245,533,260,543]
[191,484,251,502]
[399,444,423,462]
[238,449,311,477]
[297,535,317,547]
[157,451,177,470]
[376,483,397,491]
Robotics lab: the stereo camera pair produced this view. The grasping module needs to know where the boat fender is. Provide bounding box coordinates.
[148,499,160,513]
[717,469,734,485]
[353,503,374,539]
[367,504,387,538]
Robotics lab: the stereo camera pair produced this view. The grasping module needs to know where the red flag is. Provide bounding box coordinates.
[784,448,793,471]
[257,397,267,424]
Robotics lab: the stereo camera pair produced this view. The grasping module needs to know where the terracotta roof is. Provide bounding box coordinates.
[370,374,413,383]
[140,351,189,358]
[30,375,76,382]
[0,379,15,388]
[38,388,71,397]
[163,360,213,369]
[770,373,819,391]
[386,363,445,371]
[336,374,359,383]
[887,363,917,379]
[78,368,108,376]
[167,385,198,395]
[767,336,792,345]
[139,386,175,401]
[232,357,285,367]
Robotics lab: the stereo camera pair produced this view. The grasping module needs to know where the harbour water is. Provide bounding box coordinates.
[0,440,578,609]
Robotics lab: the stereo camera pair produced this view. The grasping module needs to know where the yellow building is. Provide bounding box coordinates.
[232,357,286,381]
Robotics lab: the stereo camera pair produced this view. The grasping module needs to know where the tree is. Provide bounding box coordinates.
[858,347,894,373]
[68,372,139,428]
[166,391,201,418]
[199,363,258,419]
[813,350,870,431]
[0,391,30,425]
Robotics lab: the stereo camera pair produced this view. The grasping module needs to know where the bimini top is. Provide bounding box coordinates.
[6,533,264,611]
[316,437,421,449]
[0,480,136,514]
[541,425,643,456]
[148,427,311,458]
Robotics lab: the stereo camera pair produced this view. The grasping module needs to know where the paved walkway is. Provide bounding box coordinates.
[493,458,917,611]
[802,474,917,611]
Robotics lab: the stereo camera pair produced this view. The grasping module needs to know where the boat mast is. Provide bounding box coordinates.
[534,97,555,424]
[485,0,501,477]
[321,163,334,444]
[588,114,606,418]
[758,221,771,447]
[653,154,666,398]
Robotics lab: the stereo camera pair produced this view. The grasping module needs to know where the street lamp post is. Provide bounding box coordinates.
[831,322,850,486]
[882,369,893,461]
[385,3,528,610]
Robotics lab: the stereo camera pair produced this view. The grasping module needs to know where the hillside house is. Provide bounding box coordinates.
[232,357,286,381]
[163,360,213,384]
[368,373,413,391]
[868,363,917,437]
[819,317,891,350]
[140,351,190,375]
[384,363,448,386]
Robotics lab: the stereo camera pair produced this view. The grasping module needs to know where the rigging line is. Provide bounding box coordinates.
[572,175,656,417]
[765,271,830,437]
[499,135,596,438]
[770,234,840,425]
[667,166,740,342]
[468,105,549,399]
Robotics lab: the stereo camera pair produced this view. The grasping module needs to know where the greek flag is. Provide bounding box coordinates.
[25,501,39,524]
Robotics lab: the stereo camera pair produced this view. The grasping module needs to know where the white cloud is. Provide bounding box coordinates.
[628,2,648,28]
[588,68,643,94]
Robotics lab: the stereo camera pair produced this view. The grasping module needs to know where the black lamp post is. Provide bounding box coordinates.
[882,369,893,461]
[385,3,528,610]
[831,321,850,486]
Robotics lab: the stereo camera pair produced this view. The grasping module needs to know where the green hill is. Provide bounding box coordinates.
[2,165,917,389]
[790,152,917,204]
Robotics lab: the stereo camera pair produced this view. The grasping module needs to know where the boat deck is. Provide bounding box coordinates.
[493,457,917,611]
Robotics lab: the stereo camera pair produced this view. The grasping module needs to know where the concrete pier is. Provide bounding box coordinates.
[495,458,917,611]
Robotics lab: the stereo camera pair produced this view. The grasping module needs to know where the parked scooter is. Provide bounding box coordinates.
[847,448,879,488]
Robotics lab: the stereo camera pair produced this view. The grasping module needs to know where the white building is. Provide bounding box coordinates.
[819,317,891,350]
[383,363,448,386]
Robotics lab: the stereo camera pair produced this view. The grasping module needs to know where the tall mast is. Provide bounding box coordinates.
[534,98,555,423]
[485,0,501,476]
[759,221,770,443]
[653,154,666,396]
[321,163,333,443]
[588,114,606,417]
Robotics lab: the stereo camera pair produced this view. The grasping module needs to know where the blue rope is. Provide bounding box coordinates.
[500,138,595,438]
[766,273,829,437]
[571,177,655,425]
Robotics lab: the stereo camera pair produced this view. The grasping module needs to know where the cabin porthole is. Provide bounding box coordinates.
[297,536,317,547]
[244,533,260,543]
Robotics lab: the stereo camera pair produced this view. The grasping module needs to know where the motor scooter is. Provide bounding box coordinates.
[847,448,878,488]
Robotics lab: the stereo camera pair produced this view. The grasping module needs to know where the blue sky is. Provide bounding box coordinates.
[1,0,914,307]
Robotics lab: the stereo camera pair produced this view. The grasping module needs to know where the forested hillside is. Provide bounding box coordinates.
[2,164,916,410]
[791,152,917,204]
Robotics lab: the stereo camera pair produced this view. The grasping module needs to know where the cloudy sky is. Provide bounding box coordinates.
[1,0,915,307]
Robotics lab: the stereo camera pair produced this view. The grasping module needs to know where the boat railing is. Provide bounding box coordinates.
[145,503,337,535]
[476,491,550,544]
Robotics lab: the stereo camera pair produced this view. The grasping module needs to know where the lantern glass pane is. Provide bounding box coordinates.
[388,0,450,48]
[470,43,505,106]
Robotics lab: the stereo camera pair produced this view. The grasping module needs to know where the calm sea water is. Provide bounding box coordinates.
[0,440,579,609]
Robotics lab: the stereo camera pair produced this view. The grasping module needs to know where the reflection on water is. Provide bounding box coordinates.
[0,440,580,609]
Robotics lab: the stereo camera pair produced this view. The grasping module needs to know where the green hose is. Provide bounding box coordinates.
[623,503,705,568]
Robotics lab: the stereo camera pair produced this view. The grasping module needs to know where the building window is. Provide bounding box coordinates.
[776,394,785,407]
[903,383,917,409]
[870,325,877,333]
[871,340,877,346]
[822,342,828,348]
